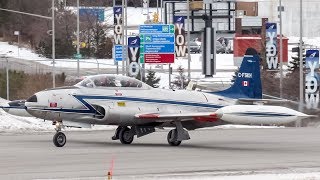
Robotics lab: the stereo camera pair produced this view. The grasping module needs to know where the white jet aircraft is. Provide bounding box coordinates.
[2,50,312,147]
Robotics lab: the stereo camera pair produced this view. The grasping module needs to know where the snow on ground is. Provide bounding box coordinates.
[0,42,46,60]
[0,98,53,132]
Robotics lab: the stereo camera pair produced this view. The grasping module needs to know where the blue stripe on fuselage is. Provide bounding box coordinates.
[73,95,223,109]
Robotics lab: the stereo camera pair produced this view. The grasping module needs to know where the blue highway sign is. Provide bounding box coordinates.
[114,45,123,61]
[139,24,175,34]
[141,34,175,43]
[143,44,175,53]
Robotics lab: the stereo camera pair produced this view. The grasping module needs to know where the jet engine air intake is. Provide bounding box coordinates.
[92,104,106,119]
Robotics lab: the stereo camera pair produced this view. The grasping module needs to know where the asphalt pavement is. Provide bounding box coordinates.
[0,127,320,179]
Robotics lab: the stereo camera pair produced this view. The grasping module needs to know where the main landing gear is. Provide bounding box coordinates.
[112,126,135,144]
[166,121,190,146]
[112,121,190,146]
[53,121,66,147]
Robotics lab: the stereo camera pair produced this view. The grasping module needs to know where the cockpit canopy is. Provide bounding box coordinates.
[76,74,150,89]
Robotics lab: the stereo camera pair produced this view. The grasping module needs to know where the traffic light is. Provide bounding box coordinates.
[289,46,306,72]
[291,46,306,63]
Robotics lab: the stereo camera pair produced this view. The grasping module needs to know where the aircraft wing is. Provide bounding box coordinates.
[135,112,222,122]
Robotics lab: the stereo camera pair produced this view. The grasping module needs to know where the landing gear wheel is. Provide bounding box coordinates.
[119,127,134,144]
[53,132,66,147]
[167,129,181,146]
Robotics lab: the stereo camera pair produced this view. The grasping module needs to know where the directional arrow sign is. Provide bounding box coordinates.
[143,34,175,43]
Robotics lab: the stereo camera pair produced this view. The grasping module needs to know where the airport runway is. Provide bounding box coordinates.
[1,127,320,179]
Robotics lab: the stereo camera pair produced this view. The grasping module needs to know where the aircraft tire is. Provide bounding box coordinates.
[167,129,181,146]
[119,127,134,144]
[53,132,67,147]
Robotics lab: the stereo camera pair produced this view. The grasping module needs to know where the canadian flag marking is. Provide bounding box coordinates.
[242,81,249,87]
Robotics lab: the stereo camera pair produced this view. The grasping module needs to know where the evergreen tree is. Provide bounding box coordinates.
[171,66,189,89]
[145,70,160,88]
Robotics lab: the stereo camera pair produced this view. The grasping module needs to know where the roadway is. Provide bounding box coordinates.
[1,127,320,179]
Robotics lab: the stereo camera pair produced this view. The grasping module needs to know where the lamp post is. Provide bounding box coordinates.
[52,0,56,88]
[298,0,303,127]
[187,0,191,81]
[76,0,80,78]
[279,0,283,98]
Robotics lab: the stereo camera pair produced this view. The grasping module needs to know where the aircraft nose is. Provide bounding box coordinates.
[26,94,37,103]
[2,104,9,113]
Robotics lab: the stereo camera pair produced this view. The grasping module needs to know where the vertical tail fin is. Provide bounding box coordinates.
[212,48,262,99]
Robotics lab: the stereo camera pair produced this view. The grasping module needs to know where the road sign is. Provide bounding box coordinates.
[139,24,175,34]
[144,54,175,63]
[139,24,175,63]
[128,36,140,76]
[79,8,105,22]
[74,53,82,59]
[140,34,175,43]
[143,44,175,53]
[114,45,123,61]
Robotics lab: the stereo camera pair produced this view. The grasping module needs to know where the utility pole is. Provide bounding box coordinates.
[279,0,283,98]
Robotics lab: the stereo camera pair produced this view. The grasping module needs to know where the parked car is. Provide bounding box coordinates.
[186,41,201,53]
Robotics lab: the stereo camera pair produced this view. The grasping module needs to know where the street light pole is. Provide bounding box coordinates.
[298,0,303,127]
[187,0,191,81]
[77,0,80,77]
[121,0,125,75]
[52,0,56,88]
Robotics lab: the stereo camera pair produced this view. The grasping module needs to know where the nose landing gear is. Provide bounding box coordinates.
[53,121,66,147]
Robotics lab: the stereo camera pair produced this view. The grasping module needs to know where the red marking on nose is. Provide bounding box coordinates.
[50,102,57,107]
